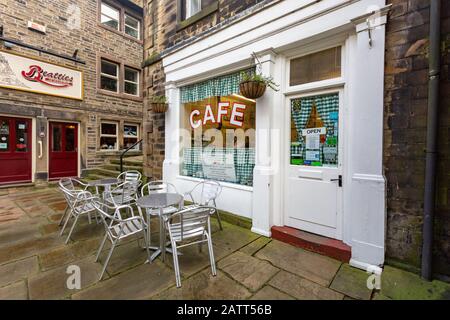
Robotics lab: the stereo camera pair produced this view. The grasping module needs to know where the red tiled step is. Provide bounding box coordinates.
[271,226,351,263]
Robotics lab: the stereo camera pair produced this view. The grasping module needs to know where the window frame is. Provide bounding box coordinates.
[123,123,140,150]
[100,1,120,31]
[176,0,218,31]
[100,121,119,151]
[124,66,140,96]
[124,13,141,40]
[100,59,120,93]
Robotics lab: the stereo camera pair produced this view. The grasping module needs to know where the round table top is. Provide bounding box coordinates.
[136,193,183,209]
[88,178,119,187]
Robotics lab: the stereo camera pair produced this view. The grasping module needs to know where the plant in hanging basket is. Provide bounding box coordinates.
[150,95,168,113]
[239,72,279,99]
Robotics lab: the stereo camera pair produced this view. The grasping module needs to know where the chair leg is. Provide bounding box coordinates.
[206,233,217,276]
[99,238,118,281]
[65,215,79,244]
[58,206,69,226]
[213,203,223,231]
[96,232,108,262]
[172,241,182,288]
[60,211,72,236]
[142,229,151,263]
[87,212,92,224]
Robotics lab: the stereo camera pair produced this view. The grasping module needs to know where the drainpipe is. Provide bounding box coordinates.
[421,0,441,281]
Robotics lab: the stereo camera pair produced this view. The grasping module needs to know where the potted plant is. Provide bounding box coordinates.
[239,71,279,99]
[151,95,168,113]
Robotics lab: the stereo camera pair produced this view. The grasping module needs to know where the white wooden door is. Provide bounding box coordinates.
[285,90,343,239]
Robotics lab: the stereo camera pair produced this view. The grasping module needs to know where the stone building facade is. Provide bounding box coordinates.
[0,0,144,183]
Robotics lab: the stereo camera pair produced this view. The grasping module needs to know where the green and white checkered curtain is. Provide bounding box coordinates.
[315,93,339,132]
[180,68,255,103]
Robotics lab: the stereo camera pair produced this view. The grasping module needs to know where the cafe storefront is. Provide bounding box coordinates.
[162,0,390,271]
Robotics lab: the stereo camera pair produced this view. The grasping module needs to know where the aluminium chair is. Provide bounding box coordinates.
[117,170,142,183]
[164,206,217,287]
[93,200,151,281]
[104,180,141,207]
[58,178,90,226]
[184,180,223,230]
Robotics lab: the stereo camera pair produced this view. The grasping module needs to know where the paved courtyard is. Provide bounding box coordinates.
[0,185,449,300]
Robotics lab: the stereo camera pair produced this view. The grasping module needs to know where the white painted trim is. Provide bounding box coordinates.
[350,259,383,275]
[251,227,272,237]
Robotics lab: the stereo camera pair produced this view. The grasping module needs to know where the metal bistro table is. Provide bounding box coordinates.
[136,193,183,263]
[88,178,120,200]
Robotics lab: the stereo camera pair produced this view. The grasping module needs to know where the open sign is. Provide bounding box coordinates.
[301,127,326,136]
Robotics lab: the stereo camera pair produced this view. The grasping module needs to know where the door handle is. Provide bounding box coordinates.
[331,175,342,187]
[38,140,43,159]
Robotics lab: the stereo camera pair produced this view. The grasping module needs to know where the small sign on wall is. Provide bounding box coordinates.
[27,21,46,34]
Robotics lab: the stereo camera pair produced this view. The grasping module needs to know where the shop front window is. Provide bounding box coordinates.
[0,119,10,152]
[100,122,118,150]
[180,94,256,186]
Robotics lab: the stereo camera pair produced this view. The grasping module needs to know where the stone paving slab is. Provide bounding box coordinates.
[218,251,279,292]
[153,269,252,300]
[103,240,148,276]
[250,285,295,300]
[29,256,105,300]
[0,280,28,300]
[72,260,174,300]
[269,270,344,300]
[256,240,342,286]
[330,264,373,300]
[239,237,271,256]
[0,256,39,288]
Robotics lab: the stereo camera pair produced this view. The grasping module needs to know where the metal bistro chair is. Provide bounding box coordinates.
[59,189,98,244]
[184,180,223,230]
[58,178,90,226]
[117,170,142,183]
[164,206,217,288]
[104,180,141,207]
[140,181,183,242]
[93,200,151,281]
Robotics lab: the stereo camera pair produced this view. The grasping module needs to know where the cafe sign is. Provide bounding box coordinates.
[0,50,83,100]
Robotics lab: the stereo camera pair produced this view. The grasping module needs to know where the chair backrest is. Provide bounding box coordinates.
[93,200,141,237]
[141,180,178,197]
[166,206,214,242]
[199,180,221,205]
[59,178,75,191]
[118,170,141,183]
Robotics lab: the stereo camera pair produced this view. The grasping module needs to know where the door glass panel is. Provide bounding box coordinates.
[0,119,10,152]
[65,125,76,152]
[290,92,339,167]
[15,121,28,152]
[52,124,62,152]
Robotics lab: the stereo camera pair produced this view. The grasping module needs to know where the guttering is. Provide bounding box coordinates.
[421,0,441,281]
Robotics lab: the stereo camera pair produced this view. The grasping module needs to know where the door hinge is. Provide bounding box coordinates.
[331,175,342,187]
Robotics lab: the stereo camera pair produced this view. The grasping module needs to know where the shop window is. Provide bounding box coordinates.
[124,123,139,149]
[290,47,341,86]
[290,93,339,167]
[100,122,118,150]
[0,119,10,152]
[125,14,140,39]
[101,2,120,30]
[100,59,119,93]
[180,94,256,187]
[124,67,139,96]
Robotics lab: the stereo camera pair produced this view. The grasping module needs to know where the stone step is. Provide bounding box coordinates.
[109,158,143,166]
[103,164,143,172]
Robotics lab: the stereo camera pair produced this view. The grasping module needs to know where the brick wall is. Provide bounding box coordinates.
[384,0,450,277]
[0,0,144,171]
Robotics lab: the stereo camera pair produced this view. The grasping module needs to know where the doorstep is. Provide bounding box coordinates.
[271,226,351,263]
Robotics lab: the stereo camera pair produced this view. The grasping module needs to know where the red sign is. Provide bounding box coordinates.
[21,65,74,88]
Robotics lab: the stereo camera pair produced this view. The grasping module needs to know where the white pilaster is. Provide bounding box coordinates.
[163,81,180,182]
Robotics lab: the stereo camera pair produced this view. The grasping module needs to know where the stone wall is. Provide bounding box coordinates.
[0,0,144,172]
[384,0,450,277]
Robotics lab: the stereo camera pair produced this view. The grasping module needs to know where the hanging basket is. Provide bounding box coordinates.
[151,102,168,113]
[239,81,266,99]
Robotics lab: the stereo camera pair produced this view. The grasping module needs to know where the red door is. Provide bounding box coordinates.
[49,122,78,179]
[0,117,32,185]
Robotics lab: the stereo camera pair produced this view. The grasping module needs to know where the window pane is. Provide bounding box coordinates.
[100,76,118,92]
[101,3,119,29]
[290,47,341,86]
[186,0,201,19]
[101,123,117,135]
[180,94,256,186]
[124,82,138,95]
[0,119,10,152]
[52,125,62,152]
[125,26,138,39]
[65,125,76,152]
[101,60,118,77]
[101,14,119,29]
[124,137,138,149]
[100,137,117,150]
[290,93,339,167]
[125,68,138,82]
[15,121,28,152]
[125,15,139,29]
[124,125,138,137]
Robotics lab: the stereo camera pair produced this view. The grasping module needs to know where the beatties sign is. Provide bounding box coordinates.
[21,65,74,88]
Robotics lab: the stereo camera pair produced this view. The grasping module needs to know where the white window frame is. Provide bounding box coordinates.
[100,59,119,93]
[124,14,140,40]
[124,67,140,96]
[123,123,140,150]
[186,0,201,19]
[100,121,119,151]
[100,2,120,30]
